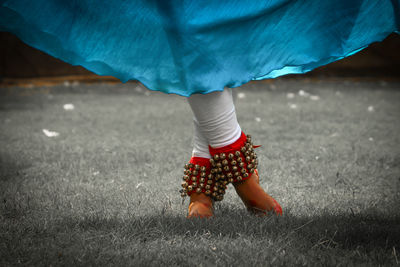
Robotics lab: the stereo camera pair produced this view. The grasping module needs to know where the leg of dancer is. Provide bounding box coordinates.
[186,120,214,218]
[182,88,282,218]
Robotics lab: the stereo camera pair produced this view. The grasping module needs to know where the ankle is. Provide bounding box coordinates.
[233,170,259,189]
[190,192,213,205]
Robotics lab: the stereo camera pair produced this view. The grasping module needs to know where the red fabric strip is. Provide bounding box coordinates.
[208,132,247,155]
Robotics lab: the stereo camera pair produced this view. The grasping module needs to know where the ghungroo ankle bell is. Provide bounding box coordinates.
[208,132,258,184]
[180,132,258,202]
[180,157,226,201]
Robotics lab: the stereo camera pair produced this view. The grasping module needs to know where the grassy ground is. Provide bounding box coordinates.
[0,79,399,266]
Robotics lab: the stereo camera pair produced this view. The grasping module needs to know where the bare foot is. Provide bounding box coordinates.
[233,170,282,215]
[187,193,213,218]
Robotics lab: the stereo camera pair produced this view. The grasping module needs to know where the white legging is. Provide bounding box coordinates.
[187,88,242,158]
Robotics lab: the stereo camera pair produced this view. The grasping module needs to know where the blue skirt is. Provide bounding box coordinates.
[1,0,399,96]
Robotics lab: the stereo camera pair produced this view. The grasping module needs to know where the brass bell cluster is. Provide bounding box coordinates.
[209,134,258,185]
[180,134,258,202]
[180,162,225,201]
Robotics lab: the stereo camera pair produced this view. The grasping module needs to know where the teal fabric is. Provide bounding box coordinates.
[1,0,399,96]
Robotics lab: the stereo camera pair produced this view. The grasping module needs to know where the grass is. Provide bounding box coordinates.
[0,78,400,266]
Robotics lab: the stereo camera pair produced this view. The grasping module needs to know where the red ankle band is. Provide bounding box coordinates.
[208,132,248,155]
[188,157,211,167]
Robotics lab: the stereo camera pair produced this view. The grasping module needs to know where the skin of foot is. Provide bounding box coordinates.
[187,193,214,218]
[233,170,282,215]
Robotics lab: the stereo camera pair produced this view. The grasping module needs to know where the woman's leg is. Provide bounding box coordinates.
[185,89,240,218]
[185,121,214,218]
[191,119,211,159]
[186,88,282,217]
[188,88,241,148]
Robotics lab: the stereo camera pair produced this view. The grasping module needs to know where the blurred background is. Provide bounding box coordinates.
[1,32,400,86]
